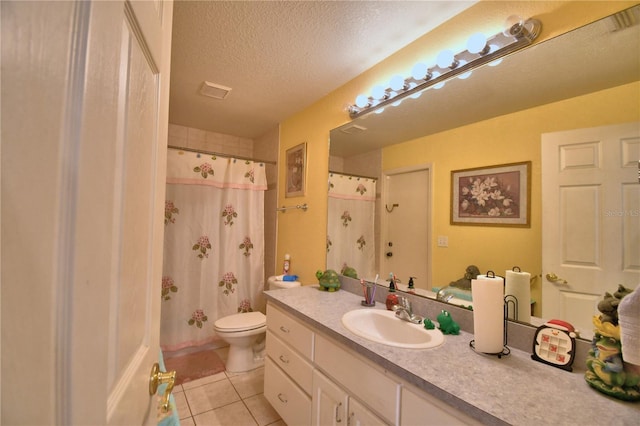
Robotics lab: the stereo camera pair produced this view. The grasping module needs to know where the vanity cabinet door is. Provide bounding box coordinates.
[312,370,349,426]
[349,397,388,426]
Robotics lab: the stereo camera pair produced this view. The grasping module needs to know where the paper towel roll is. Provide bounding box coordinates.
[472,275,505,354]
[505,269,531,323]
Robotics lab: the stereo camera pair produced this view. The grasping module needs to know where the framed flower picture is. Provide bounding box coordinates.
[285,142,306,197]
[451,161,531,227]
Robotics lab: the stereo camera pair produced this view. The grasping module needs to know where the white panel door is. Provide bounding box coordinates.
[1,0,173,424]
[312,370,349,426]
[382,167,431,289]
[541,122,640,340]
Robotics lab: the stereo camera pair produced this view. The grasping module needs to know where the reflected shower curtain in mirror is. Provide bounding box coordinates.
[161,149,266,351]
[327,173,376,279]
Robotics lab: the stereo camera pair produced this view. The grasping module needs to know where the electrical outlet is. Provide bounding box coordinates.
[437,236,448,247]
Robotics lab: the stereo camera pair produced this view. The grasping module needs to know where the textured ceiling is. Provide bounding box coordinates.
[169,0,476,139]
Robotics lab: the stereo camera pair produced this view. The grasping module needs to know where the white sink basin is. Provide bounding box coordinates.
[341,309,444,349]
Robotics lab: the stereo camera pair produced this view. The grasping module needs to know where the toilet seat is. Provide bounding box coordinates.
[214,311,266,332]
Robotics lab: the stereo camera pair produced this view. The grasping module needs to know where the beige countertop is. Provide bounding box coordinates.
[264,285,640,426]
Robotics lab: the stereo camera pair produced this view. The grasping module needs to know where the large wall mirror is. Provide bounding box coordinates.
[328,5,640,340]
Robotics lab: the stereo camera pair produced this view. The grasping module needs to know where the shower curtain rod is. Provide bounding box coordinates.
[168,145,276,165]
[329,170,377,181]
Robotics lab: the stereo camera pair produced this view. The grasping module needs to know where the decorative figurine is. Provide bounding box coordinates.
[423,318,436,330]
[340,263,358,279]
[585,285,640,401]
[449,265,481,290]
[316,269,341,292]
[437,310,460,335]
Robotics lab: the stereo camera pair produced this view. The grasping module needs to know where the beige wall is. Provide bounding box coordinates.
[276,1,638,288]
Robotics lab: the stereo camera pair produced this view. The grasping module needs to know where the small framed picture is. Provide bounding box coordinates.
[285,142,306,198]
[451,161,531,227]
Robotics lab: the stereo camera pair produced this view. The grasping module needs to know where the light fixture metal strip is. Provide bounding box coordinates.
[349,18,542,118]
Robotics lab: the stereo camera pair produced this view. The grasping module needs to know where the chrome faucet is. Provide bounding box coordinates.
[392,297,423,324]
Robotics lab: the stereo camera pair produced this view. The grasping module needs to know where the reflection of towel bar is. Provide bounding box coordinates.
[276,203,308,212]
[385,203,399,213]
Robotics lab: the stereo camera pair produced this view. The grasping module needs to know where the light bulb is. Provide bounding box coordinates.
[390,75,406,91]
[436,50,457,69]
[411,62,428,80]
[467,32,488,54]
[355,94,369,108]
[503,15,525,37]
[371,85,386,100]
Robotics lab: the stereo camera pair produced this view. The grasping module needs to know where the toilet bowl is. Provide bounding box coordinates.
[214,311,267,373]
[214,276,301,373]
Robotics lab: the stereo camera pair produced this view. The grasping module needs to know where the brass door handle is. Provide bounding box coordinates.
[149,362,176,413]
[545,273,568,284]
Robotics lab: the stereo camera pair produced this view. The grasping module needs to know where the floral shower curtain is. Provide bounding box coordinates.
[161,149,267,351]
[327,172,376,279]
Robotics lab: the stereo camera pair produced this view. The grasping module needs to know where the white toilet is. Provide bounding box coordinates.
[213,276,301,373]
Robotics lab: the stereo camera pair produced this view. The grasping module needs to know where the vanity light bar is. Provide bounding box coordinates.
[348,17,542,118]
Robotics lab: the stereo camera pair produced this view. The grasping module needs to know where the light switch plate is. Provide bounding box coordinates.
[437,236,448,247]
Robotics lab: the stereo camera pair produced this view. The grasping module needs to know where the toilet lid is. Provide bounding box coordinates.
[214,311,266,332]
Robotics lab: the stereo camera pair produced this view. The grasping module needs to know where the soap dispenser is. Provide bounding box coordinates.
[386,273,399,310]
[407,276,416,294]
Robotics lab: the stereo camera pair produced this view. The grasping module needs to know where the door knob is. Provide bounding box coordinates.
[149,362,176,413]
[545,273,567,284]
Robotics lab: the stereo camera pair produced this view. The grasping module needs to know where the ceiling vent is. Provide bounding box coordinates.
[340,124,367,134]
[200,81,232,99]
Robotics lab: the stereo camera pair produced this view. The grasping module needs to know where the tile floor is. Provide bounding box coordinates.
[171,347,285,426]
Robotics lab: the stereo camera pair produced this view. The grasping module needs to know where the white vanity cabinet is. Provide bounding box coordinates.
[400,385,480,426]
[264,304,314,426]
[265,301,476,426]
[312,369,387,426]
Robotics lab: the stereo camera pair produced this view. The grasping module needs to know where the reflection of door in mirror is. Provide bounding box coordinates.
[542,122,640,341]
[382,166,431,289]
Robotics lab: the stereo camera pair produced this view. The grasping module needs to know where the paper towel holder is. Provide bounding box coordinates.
[469,270,511,358]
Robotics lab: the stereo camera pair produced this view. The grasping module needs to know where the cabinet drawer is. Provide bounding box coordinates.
[315,333,399,424]
[266,330,314,394]
[265,357,311,426]
[267,303,314,360]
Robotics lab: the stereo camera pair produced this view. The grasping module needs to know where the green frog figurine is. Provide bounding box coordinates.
[437,310,460,335]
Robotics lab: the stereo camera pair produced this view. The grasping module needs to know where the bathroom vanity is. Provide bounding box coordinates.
[264,286,640,426]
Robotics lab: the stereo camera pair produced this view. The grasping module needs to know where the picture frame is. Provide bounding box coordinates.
[285,142,306,197]
[451,161,531,227]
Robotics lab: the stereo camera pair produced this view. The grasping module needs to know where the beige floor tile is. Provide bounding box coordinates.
[173,390,192,420]
[185,379,241,415]
[243,394,281,426]
[192,401,257,426]
[182,371,228,391]
[228,367,265,399]
[180,416,196,426]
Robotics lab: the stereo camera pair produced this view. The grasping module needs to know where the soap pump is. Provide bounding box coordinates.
[407,276,416,294]
[386,273,399,310]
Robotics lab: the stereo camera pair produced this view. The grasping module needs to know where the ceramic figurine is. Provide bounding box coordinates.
[585,285,640,401]
[316,269,341,292]
[340,263,358,279]
[423,318,436,330]
[437,310,460,335]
